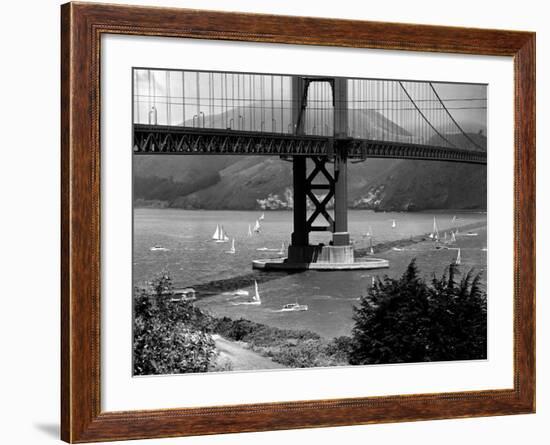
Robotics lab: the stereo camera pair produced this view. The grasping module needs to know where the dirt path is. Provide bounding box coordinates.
[212,334,284,371]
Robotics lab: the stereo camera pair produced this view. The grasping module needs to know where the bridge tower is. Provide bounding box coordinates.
[281,76,360,269]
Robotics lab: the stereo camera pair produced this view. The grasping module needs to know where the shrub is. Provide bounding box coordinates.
[349,260,487,365]
[133,272,217,375]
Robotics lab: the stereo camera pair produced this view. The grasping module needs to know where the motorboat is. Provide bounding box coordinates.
[280,302,308,312]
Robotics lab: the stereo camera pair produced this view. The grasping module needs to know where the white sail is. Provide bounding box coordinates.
[391,219,396,228]
[253,281,261,303]
[455,248,461,265]
[451,232,456,243]
[212,224,220,240]
[220,225,229,241]
[253,219,261,233]
[247,224,252,236]
[452,215,457,223]
[430,216,439,240]
[278,241,285,255]
[259,212,265,221]
[226,238,236,254]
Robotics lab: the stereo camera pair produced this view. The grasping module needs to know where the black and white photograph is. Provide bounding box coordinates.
[132,68,488,375]
[3,0,545,443]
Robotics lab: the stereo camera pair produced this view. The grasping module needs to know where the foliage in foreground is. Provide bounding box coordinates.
[134,259,487,374]
[133,273,217,375]
[349,260,487,365]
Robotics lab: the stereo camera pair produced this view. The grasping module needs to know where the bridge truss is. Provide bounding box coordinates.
[133,124,487,164]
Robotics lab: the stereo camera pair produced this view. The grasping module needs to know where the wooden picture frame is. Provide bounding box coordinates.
[61,2,535,442]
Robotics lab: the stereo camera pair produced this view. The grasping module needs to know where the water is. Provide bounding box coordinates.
[134,209,487,338]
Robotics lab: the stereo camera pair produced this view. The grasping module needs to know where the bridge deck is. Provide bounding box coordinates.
[133,124,487,164]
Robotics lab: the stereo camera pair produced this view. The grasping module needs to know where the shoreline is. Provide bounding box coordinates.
[135,205,487,214]
[355,220,487,258]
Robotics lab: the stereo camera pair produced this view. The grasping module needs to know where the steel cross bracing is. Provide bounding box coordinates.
[133,124,487,164]
[305,156,335,233]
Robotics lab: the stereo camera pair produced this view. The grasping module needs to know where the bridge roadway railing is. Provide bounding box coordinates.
[133,124,487,164]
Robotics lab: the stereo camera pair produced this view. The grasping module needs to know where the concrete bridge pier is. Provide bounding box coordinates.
[327,141,354,264]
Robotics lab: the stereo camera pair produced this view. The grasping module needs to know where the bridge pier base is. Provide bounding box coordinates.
[254,151,388,271]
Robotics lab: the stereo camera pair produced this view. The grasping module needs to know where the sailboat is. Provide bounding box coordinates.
[251,280,261,304]
[391,219,396,228]
[247,224,252,236]
[278,241,286,255]
[452,215,457,223]
[369,237,374,255]
[231,280,262,305]
[253,219,261,233]
[366,225,373,237]
[429,216,439,240]
[259,212,265,221]
[226,238,236,254]
[455,248,461,265]
[214,225,230,243]
[450,231,457,243]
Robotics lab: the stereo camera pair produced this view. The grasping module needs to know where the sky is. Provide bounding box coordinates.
[133,68,487,135]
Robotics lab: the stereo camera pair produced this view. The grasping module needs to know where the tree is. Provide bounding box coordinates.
[133,272,217,375]
[349,260,487,365]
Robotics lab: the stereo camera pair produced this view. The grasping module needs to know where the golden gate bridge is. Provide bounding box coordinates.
[133,68,486,270]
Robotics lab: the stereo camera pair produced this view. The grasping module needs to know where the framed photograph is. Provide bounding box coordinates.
[61,2,535,442]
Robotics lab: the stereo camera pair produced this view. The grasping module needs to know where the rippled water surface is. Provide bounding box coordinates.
[134,209,487,338]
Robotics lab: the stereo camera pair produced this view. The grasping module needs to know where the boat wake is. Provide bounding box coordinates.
[230,281,261,305]
[231,301,261,306]
[311,295,334,300]
[222,290,249,297]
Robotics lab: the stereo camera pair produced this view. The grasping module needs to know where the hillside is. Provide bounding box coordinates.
[133,104,486,212]
[134,155,486,212]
